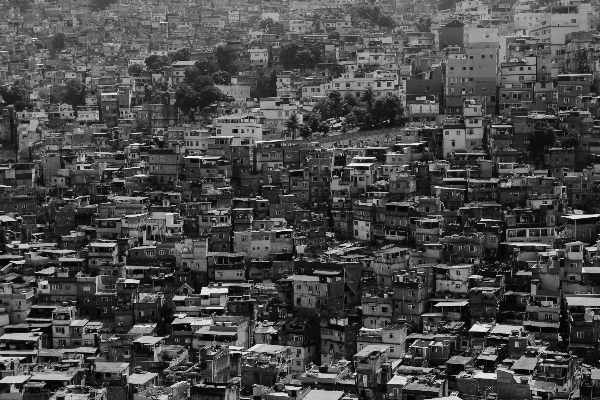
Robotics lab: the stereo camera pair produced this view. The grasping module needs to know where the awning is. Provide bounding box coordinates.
[0,376,30,384]
[435,301,469,307]
[313,270,341,276]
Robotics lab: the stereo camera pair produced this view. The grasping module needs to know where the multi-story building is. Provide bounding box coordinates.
[0,283,35,324]
[354,345,392,400]
[445,45,497,115]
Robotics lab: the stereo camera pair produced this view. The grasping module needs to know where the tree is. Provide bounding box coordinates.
[370,94,403,127]
[415,17,432,32]
[196,86,223,110]
[310,13,323,33]
[145,55,170,73]
[171,48,191,62]
[362,113,374,129]
[573,48,591,74]
[50,33,66,56]
[361,86,375,111]
[279,40,322,70]
[328,91,343,118]
[13,101,31,112]
[308,113,322,132]
[343,93,359,109]
[194,59,219,75]
[347,2,395,29]
[313,98,334,120]
[62,80,86,109]
[0,84,27,105]
[174,84,198,116]
[215,45,233,72]
[190,75,215,92]
[252,70,277,98]
[299,124,312,140]
[211,70,231,85]
[151,91,170,106]
[285,113,300,139]
[318,122,330,135]
[345,106,368,127]
[127,64,145,75]
[561,130,581,149]
[159,294,176,334]
[529,122,557,163]
[328,31,341,40]
[259,18,281,34]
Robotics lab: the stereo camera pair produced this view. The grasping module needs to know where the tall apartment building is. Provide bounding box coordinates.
[445,45,497,115]
[499,56,536,115]
[529,4,596,57]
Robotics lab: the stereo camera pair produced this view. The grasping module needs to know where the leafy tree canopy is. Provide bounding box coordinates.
[561,131,581,149]
[171,48,191,62]
[279,40,322,70]
[212,70,231,85]
[145,55,170,73]
[252,70,277,98]
[0,84,27,105]
[128,64,145,75]
[62,80,86,109]
[529,122,557,162]
[215,45,233,72]
[194,59,219,75]
[259,18,282,34]
[347,2,395,29]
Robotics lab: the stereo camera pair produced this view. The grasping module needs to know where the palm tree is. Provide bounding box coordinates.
[310,13,323,33]
[361,86,375,111]
[285,113,300,139]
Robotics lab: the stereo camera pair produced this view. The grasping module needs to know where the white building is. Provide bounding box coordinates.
[216,84,251,100]
[184,128,211,155]
[248,47,269,65]
[228,10,240,24]
[258,98,302,135]
[212,114,264,145]
[330,70,399,99]
[529,4,596,56]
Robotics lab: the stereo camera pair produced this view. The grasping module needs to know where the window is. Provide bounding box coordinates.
[577,331,584,338]
[544,314,553,321]
[55,327,65,334]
